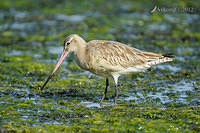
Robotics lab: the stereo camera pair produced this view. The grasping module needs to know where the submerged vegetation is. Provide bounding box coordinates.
[0,0,200,132]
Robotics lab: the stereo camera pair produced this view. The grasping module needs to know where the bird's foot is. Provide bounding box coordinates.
[99,102,103,107]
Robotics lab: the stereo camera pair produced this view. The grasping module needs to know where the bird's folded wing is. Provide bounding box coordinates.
[86,40,160,68]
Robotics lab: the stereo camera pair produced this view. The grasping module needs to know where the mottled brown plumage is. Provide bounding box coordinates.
[41,34,174,106]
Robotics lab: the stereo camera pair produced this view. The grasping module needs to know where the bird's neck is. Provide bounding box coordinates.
[74,41,88,69]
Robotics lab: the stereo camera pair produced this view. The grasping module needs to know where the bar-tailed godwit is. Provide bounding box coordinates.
[41,34,174,106]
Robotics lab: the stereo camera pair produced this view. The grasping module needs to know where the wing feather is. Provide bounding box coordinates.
[86,40,150,68]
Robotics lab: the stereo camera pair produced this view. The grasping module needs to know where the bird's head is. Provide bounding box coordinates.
[63,34,85,53]
[40,34,85,90]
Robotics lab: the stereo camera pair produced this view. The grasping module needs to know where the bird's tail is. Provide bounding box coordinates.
[145,53,174,66]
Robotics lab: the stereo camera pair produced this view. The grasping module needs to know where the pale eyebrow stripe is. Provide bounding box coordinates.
[69,38,73,42]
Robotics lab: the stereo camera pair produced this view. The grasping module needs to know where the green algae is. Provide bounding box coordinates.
[0,0,200,132]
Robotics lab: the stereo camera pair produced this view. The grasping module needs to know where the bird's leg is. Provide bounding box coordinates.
[112,74,119,105]
[114,84,118,105]
[100,78,109,106]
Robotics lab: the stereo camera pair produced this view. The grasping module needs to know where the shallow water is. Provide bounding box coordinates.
[0,0,200,132]
[80,101,114,108]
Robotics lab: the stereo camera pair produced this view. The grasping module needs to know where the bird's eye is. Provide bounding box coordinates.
[67,42,70,45]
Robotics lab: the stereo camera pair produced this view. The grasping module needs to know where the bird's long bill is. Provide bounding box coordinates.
[40,50,68,90]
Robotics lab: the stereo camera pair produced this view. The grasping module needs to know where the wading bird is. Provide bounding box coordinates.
[41,34,173,106]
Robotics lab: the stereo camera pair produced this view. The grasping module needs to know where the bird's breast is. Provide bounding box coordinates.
[74,54,89,70]
[74,54,109,76]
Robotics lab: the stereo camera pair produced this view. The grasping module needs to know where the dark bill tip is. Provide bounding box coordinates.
[40,74,53,90]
